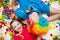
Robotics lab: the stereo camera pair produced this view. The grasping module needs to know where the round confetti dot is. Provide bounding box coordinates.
[56,26,58,28]
[50,34,53,37]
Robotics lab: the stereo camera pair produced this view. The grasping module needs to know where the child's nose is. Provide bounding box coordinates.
[17,25,21,29]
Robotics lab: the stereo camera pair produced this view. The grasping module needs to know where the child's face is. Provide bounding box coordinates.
[11,20,23,33]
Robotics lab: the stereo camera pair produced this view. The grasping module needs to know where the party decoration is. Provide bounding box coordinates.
[28,16,49,36]
[0,0,10,7]
[56,21,60,31]
[49,22,56,30]
[0,22,7,29]
[4,33,13,40]
[3,0,10,7]
[58,0,60,5]
[52,35,60,40]
[10,12,16,19]
[0,15,7,22]
[4,28,14,40]
[0,32,4,40]
[4,6,10,13]
[0,7,3,12]
[3,6,15,19]
[49,0,57,5]
[57,35,60,40]
[56,20,60,26]
[0,0,3,7]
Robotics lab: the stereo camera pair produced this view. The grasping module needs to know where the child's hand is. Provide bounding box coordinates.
[29,12,39,23]
[16,34,24,40]
[19,35,24,40]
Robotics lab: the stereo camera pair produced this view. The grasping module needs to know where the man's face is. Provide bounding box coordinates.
[29,12,39,23]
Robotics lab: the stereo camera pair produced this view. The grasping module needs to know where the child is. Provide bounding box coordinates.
[10,18,37,40]
[11,0,60,23]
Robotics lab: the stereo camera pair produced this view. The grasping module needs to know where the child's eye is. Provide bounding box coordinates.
[14,26,16,29]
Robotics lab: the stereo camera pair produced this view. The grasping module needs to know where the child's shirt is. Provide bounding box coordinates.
[14,0,50,19]
[13,27,37,40]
